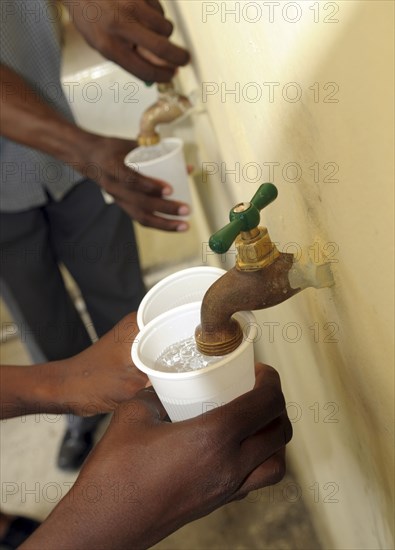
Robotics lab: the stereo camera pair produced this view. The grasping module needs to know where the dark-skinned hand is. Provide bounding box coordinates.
[22,363,292,550]
[63,0,190,82]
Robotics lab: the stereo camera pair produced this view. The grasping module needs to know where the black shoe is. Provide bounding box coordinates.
[57,429,94,471]
[0,516,41,550]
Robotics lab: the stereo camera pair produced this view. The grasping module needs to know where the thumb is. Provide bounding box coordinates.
[132,386,169,423]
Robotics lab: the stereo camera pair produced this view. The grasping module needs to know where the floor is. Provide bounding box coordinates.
[1,297,321,550]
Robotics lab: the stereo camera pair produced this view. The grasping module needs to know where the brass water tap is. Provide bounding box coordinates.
[137,82,192,146]
[195,183,334,356]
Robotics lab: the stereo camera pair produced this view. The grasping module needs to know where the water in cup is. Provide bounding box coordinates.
[155,336,222,373]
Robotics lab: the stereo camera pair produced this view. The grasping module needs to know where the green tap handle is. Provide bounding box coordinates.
[209,183,278,254]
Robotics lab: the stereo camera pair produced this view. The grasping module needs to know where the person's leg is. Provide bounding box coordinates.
[46,179,146,336]
[0,207,97,470]
[0,208,92,361]
[0,511,40,549]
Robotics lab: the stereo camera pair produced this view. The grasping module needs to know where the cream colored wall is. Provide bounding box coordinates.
[165,1,394,548]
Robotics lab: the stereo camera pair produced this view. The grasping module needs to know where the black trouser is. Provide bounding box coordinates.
[0,179,145,432]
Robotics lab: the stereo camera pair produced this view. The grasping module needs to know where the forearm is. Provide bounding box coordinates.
[19,477,159,550]
[19,439,183,550]
[0,64,96,167]
[0,362,71,419]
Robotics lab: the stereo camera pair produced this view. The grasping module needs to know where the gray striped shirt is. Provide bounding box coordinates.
[0,0,82,212]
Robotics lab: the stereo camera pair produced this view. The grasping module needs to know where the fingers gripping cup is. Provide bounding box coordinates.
[124,137,192,217]
[132,302,258,422]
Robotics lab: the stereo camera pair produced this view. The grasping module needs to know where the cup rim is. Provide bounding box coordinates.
[136,266,227,328]
[132,302,257,380]
[124,137,183,169]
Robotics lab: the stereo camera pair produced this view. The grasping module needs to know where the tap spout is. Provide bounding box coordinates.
[195,252,300,356]
[137,82,192,146]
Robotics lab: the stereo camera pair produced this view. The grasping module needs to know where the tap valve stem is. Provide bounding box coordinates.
[209,183,280,271]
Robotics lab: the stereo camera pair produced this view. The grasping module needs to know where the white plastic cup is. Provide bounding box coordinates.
[124,137,192,217]
[132,302,258,422]
[137,266,226,329]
